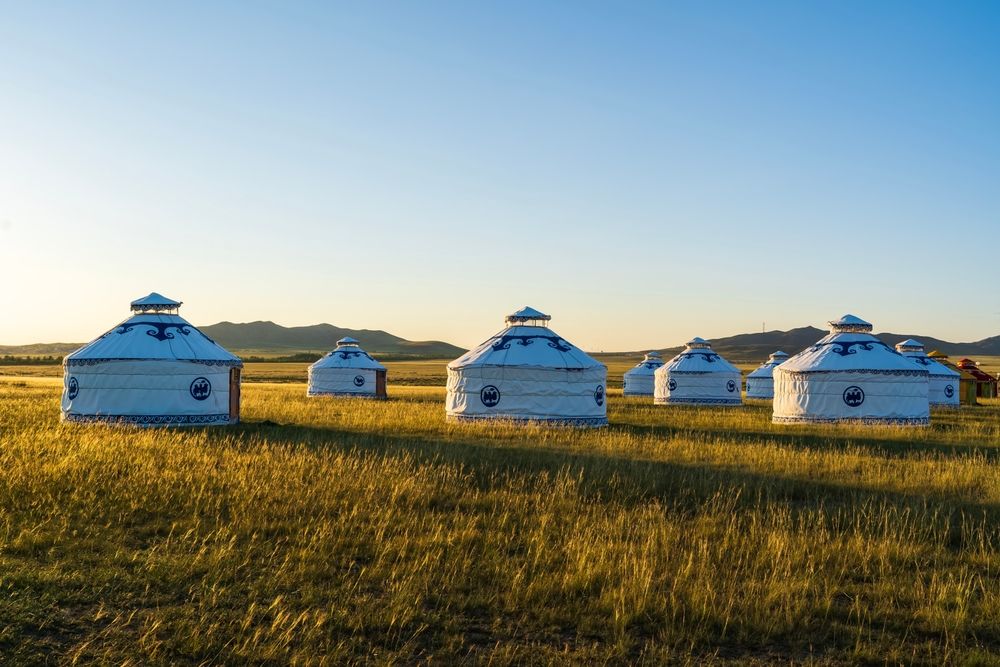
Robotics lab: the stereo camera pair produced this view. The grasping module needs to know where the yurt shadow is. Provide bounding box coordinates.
[600,414,1000,462]
[229,420,1000,517]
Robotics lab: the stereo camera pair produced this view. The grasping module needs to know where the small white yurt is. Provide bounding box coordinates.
[622,351,663,396]
[895,339,960,408]
[772,315,929,425]
[654,337,742,406]
[62,293,243,425]
[308,337,387,399]
[445,307,607,426]
[745,351,790,400]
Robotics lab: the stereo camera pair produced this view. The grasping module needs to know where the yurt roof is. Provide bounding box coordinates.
[449,307,601,371]
[661,337,739,374]
[956,358,996,381]
[894,339,959,378]
[505,306,552,324]
[66,294,241,366]
[747,350,789,379]
[778,315,924,375]
[130,292,182,312]
[624,351,665,377]
[311,338,385,371]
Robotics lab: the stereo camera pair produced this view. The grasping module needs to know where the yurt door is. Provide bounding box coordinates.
[229,368,241,421]
[376,370,387,398]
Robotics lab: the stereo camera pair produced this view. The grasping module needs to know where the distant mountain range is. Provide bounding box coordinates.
[643,327,1000,362]
[0,321,466,358]
[3,321,999,361]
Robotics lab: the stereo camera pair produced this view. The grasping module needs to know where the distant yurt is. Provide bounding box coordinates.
[308,337,387,398]
[622,351,663,396]
[445,307,607,426]
[745,351,790,400]
[772,315,928,425]
[956,358,999,399]
[654,337,742,406]
[894,339,960,408]
[926,351,978,405]
[62,293,243,425]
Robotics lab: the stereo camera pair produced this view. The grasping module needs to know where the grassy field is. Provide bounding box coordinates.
[1,373,1000,664]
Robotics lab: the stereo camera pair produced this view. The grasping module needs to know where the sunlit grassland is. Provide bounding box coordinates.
[1,376,999,664]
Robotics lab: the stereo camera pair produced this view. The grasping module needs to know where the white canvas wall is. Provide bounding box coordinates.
[62,360,235,425]
[773,370,929,424]
[308,368,379,397]
[446,365,607,425]
[654,371,742,405]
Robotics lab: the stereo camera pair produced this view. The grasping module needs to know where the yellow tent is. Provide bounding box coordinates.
[927,350,978,405]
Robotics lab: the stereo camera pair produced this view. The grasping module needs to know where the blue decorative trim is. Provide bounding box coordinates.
[675,352,721,363]
[446,414,607,427]
[307,390,384,399]
[654,397,742,405]
[622,390,654,396]
[331,350,376,361]
[65,358,242,368]
[114,321,192,342]
[809,339,894,356]
[190,377,212,400]
[772,415,929,426]
[490,334,572,353]
[63,413,234,425]
[777,369,927,378]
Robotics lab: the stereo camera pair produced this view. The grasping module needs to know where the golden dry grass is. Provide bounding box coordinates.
[0,377,999,664]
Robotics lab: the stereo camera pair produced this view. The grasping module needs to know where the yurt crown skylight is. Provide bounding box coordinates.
[130,292,182,314]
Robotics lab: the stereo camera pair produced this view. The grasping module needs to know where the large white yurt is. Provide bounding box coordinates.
[772,315,929,425]
[308,337,387,398]
[895,339,960,408]
[653,337,742,406]
[445,307,607,426]
[622,351,663,396]
[62,293,243,425]
[745,351,790,400]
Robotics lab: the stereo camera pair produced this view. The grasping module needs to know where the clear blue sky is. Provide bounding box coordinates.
[1,1,998,350]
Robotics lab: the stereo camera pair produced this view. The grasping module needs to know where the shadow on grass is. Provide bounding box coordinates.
[232,417,1000,525]
[609,401,1000,462]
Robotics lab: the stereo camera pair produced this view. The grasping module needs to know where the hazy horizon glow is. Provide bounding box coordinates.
[2,2,999,351]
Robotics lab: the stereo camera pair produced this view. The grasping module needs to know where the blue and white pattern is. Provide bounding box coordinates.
[654,337,742,407]
[773,315,930,426]
[62,294,242,428]
[446,307,607,427]
[63,413,233,426]
[308,338,387,399]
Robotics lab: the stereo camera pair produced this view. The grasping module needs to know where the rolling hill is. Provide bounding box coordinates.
[0,321,465,358]
[3,322,999,361]
[642,327,1000,362]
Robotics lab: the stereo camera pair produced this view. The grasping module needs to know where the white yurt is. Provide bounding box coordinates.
[772,315,929,425]
[653,337,742,406]
[895,339,960,408]
[622,351,663,396]
[62,293,243,425]
[308,337,387,398]
[445,307,607,426]
[745,351,790,400]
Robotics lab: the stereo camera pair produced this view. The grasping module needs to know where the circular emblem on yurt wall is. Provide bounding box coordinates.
[842,385,865,407]
[480,385,500,407]
[594,385,605,406]
[67,377,79,400]
[667,378,677,392]
[944,384,955,398]
[190,377,212,401]
[353,375,366,387]
[727,380,737,393]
